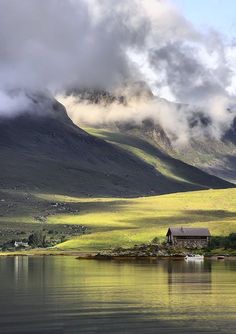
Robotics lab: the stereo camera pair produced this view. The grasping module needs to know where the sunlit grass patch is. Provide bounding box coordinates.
[1,188,236,251]
[54,189,236,251]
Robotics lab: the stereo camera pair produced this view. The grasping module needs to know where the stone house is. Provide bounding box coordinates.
[166,227,211,248]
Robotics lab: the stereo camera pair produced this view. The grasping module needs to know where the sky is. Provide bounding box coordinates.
[172,0,236,39]
[1,0,236,145]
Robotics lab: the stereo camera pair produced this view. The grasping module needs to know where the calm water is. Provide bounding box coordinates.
[0,257,235,334]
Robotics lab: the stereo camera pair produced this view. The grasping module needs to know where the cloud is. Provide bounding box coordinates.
[0,91,30,118]
[149,41,230,104]
[58,91,236,146]
[0,0,149,93]
[0,0,236,144]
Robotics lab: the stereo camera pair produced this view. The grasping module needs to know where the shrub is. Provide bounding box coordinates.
[151,237,159,244]
[28,231,46,248]
[210,233,236,250]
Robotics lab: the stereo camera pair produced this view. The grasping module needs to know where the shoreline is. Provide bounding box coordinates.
[0,250,97,257]
[0,249,236,260]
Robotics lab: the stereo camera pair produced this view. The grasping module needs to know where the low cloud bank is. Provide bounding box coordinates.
[59,91,236,146]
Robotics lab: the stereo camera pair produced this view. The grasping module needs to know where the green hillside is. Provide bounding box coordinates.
[1,188,234,252]
[85,127,234,188]
[111,120,236,184]
[0,106,235,253]
[1,97,232,200]
[49,188,236,251]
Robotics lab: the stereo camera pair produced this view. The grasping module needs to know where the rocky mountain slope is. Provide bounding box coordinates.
[64,86,236,184]
[123,118,236,184]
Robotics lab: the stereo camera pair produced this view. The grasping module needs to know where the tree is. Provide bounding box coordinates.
[28,231,46,247]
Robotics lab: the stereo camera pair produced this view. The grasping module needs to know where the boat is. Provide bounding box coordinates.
[185,254,204,261]
[217,256,225,260]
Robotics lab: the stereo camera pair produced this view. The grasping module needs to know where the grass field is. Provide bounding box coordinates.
[32,188,236,251]
[1,188,236,253]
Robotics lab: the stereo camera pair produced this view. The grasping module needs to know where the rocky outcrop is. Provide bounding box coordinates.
[95,243,187,259]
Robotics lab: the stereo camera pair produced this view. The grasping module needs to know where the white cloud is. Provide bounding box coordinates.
[0,0,236,144]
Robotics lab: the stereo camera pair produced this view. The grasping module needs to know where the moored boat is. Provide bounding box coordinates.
[185,254,204,261]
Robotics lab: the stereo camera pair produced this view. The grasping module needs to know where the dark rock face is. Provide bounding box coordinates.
[67,81,154,106]
[123,119,236,184]
[224,117,236,144]
[132,111,236,184]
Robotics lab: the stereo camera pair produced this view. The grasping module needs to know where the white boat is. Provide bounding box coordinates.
[185,254,204,261]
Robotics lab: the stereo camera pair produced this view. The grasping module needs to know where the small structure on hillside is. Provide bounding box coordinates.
[166,227,211,249]
[14,241,29,248]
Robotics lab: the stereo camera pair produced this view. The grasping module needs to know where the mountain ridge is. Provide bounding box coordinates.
[0,93,234,198]
[64,87,236,184]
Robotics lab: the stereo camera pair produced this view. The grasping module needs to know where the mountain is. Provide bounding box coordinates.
[0,93,233,198]
[123,117,236,184]
[84,127,235,191]
[65,82,236,183]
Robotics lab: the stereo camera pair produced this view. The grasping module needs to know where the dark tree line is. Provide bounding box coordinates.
[210,233,236,249]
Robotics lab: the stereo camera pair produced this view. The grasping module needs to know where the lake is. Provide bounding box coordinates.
[0,257,235,333]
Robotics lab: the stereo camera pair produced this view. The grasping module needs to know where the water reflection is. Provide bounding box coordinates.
[166,259,212,285]
[14,256,29,283]
[0,257,235,333]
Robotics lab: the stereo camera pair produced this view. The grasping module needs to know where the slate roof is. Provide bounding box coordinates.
[166,227,211,237]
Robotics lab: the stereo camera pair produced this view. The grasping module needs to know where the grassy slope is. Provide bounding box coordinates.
[85,127,186,182]
[41,188,236,251]
[1,188,236,252]
[1,126,235,252]
[3,110,200,198]
[84,127,234,189]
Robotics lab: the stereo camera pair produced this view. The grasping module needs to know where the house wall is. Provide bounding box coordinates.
[172,237,209,249]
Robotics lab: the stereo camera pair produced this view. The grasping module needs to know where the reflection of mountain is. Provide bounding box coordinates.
[0,257,235,333]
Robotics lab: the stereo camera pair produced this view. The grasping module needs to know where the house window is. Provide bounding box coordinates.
[175,236,207,240]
